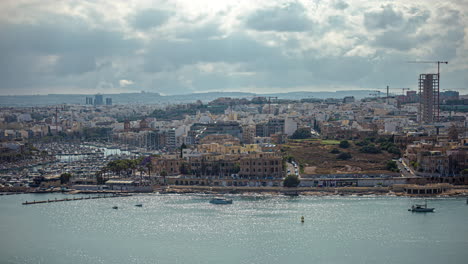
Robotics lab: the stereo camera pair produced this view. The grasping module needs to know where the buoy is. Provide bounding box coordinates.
[301,216,305,223]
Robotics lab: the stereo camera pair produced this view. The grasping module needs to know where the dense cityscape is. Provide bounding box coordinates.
[1,88,467,195]
[1,0,468,263]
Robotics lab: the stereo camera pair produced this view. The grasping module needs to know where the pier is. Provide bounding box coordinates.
[22,194,131,205]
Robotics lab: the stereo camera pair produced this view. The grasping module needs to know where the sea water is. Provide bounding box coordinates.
[0,193,467,264]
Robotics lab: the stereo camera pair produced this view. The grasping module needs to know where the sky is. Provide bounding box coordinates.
[0,0,467,95]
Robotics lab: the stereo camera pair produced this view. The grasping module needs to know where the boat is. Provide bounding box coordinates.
[135,204,143,207]
[112,206,118,209]
[209,197,233,204]
[408,201,434,212]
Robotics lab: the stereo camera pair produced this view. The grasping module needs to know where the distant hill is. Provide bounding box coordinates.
[0,90,376,106]
[262,90,375,100]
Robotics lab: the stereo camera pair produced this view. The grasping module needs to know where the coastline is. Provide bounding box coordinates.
[2,185,468,198]
[159,185,468,198]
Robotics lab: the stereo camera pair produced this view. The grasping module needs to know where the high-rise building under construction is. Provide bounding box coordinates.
[419,73,439,123]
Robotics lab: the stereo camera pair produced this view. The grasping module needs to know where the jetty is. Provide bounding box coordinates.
[22,193,131,205]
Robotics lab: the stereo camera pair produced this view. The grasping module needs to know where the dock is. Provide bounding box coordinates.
[22,194,131,205]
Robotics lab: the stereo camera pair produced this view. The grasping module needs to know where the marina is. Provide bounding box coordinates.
[0,142,147,190]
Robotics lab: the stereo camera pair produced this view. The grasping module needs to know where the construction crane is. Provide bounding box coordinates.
[385,86,410,104]
[407,60,448,122]
[407,61,448,76]
[369,90,382,98]
[386,86,410,97]
[267,96,278,115]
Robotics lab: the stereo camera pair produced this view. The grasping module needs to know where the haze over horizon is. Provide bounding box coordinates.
[1,0,467,96]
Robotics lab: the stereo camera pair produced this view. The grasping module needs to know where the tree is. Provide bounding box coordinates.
[180,162,191,174]
[448,124,459,141]
[337,152,352,160]
[60,173,72,184]
[283,174,300,187]
[284,155,294,163]
[232,163,240,174]
[291,128,312,139]
[96,171,106,185]
[180,143,187,158]
[360,144,381,154]
[355,140,369,146]
[410,161,419,170]
[386,161,398,172]
[339,140,350,148]
[387,146,401,156]
[160,170,168,185]
[145,162,153,177]
[330,148,340,154]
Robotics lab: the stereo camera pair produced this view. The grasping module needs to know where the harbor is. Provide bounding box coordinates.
[0,142,150,190]
[1,193,468,264]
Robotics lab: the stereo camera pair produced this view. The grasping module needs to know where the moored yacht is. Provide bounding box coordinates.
[209,197,233,204]
[409,201,434,212]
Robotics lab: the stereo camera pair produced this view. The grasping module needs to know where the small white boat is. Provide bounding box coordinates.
[209,197,233,204]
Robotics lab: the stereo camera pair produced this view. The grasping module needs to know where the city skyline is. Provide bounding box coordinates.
[0,0,467,95]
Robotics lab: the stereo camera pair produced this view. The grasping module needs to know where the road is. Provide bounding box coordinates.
[396,158,416,178]
[286,162,300,177]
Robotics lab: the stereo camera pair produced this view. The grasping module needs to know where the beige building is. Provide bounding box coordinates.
[239,152,283,179]
[151,156,182,176]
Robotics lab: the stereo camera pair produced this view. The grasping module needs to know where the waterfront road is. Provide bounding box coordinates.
[397,159,416,178]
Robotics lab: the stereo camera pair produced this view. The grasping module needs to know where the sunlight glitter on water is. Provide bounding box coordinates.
[1,193,468,264]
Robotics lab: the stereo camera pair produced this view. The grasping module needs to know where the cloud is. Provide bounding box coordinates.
[333,0,349,10]
[0,0,466,95]
[364,5,404,30]
[55,53,96,76]
[119,79,134,87]
[130,8,171,30]
[245,2,312,32]
[372,30,418,51]
[176,23,222,40]
[0,15,142,91]
[143,33,277,72]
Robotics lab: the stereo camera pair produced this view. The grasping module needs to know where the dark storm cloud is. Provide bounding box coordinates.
[0,17,139,56]
[55,53,96,75]
[0,1,466,95]
[144,33,278,72]
[130,9,171,30]
[245,2,312,32]
[0,16,141,90]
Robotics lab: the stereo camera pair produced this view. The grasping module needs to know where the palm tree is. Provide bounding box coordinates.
[161,170,168,185]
